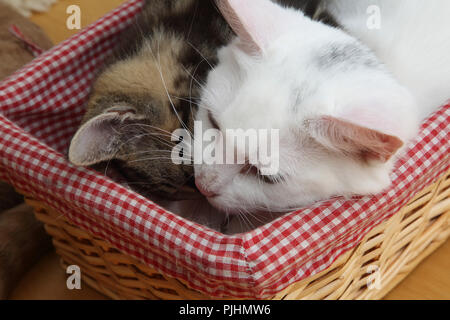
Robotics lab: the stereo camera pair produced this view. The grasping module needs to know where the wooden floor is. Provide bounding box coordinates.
[30,0,128,44]
[9,0,449,300]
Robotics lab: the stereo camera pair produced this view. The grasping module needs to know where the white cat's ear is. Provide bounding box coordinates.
[69,107,138,166]
[307,116,404,163]
[217,0,292,55]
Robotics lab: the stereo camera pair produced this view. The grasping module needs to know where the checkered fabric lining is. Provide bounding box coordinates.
[0,0,449,299]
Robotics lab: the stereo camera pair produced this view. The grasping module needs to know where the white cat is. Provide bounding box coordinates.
[194,0,450,216]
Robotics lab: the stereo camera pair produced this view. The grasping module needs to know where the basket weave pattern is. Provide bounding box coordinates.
[22,169,449,300]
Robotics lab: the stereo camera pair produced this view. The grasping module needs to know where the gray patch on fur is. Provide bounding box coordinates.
[316,42,380,70]
[292,84,317,113]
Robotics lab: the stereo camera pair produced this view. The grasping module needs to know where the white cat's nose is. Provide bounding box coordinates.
[195,179,218,198]
[195,165,240,197]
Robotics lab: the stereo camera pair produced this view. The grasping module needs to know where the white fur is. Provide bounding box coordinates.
[194,0,448,216]
[326,0,450,119]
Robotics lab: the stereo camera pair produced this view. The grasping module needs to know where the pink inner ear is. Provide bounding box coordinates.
[217,0,262,54]
[311,116,404,162]
[217,0,290,55]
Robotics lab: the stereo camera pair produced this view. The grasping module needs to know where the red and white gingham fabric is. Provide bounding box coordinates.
[0,0,449,299]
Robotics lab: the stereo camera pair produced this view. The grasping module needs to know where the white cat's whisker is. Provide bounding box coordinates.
[103,131,157,175]
[121,123,176,137]
[157,35,194,139]
[181,65,215,99]
[144,39,193,139]
[128,157,194,165]
[186,40,214,69]
[126,150,175,157]
[186,40,228,84]
[171,96,203,107]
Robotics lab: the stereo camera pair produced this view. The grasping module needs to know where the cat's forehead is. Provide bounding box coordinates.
[220,86,292,129]
[226,41,381,108]
[92,35,194,103]
[87,92,159,116]
[315,41,381,71]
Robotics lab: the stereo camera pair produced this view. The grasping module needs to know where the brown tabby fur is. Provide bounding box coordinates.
[0,2,53,299]
[75,0,234,199]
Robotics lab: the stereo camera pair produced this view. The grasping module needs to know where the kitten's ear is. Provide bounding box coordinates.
[217,0,292,55]
[307,116,404,163]
[69,107,138,166]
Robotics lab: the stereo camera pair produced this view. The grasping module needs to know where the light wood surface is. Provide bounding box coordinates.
[30,0,128,44]
[9,0,448,300]
[385,240,450,300]
[11,251,106,300]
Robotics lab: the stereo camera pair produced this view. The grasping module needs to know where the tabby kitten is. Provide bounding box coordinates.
[69,0,324,203]
[69,0,233,200]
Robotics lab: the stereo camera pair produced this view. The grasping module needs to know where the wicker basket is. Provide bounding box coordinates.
[21,168,449,300]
